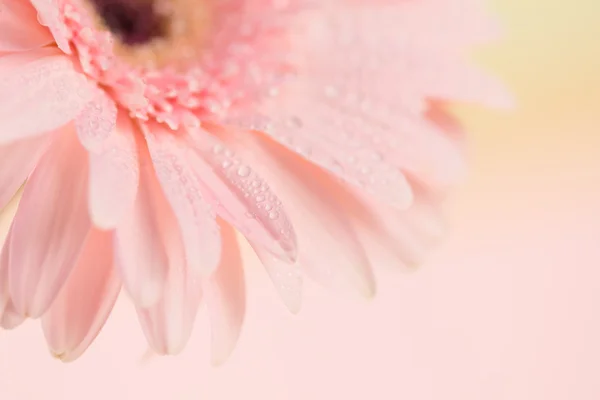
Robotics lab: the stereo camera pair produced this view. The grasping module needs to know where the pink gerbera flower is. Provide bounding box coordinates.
[0,0,509,362]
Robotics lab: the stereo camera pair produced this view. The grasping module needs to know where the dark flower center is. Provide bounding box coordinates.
[90,0,166,45]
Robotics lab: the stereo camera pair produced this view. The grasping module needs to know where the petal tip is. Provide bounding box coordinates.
[210,342,237,367]
[50,349,77,363]
[12,295,49,320]
[0,307,25,330]
[352,270,377,300]
[138,347,158,365]
[89,211,120,231]
[362,282,377,300]
[285,298,302,315]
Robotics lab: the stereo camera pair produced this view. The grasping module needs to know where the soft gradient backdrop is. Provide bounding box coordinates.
[1,0,598,399]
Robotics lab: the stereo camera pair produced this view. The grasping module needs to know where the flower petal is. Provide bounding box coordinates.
[142,124,221,278]
[41,229,120,362]
[206,222,245,366]
[75,89,118,151]
[76,94,139,230]
[185,125,297,263]
[0,47,54,72]
[347,187,447,269]
[0,220,11,319]
[9,126,91,318]
[0,134,51,211]
[0,50,94,144]
[0,301,24,329]
[236,95,414,209]
[251,245,303,314]
[136,203,202,355]
[29,0,71,53]
[221,130,376,298]
[0,0,53,52]
[0,192,20,329]
[114,150,170,308]
[388,116,468,191]
[249,79,468,196]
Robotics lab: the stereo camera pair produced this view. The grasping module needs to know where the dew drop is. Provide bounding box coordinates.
[213,144,224,154]
[237,165,251,177]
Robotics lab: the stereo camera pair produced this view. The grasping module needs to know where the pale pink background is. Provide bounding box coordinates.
[1,0,599,399]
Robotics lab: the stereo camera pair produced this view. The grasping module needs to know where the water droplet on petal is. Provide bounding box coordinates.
[213,144,224,154]
[237,165,251,177]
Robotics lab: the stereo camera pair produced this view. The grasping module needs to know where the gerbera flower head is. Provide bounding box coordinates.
[0,0,510,363]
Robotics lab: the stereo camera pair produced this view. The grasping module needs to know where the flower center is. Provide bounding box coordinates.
[58,0,296,130]
[91,0,165,46]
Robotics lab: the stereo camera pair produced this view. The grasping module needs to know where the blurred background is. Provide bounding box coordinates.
[1,0,599,399]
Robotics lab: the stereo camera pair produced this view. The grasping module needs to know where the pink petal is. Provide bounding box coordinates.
[29,0,71,53]
[185,125,302,312]
[0,188,20,329]
[76,94,139,229]
[185,125,297,263]
[75,89,118,151]
[426,102,466,146]
[136,204,202,355]
[0,237,9,317]
[0,249,22,330]
[9,126,90,318]
[237,92,414,209]
[206,222,245,366]
[349,188,447,269]
[114,149,170,308]
[0,301,24,329]
[251,80,467,196]
[0,47,58,77]
[142,123,221,278]
[0,215,14,326]
[0,0,53,52]
[41,229,120,362]
[385,115,468,191]
[0,134,51,211]
[223,130,375,298]
[0,50,94,144]
[251,246,303,314]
